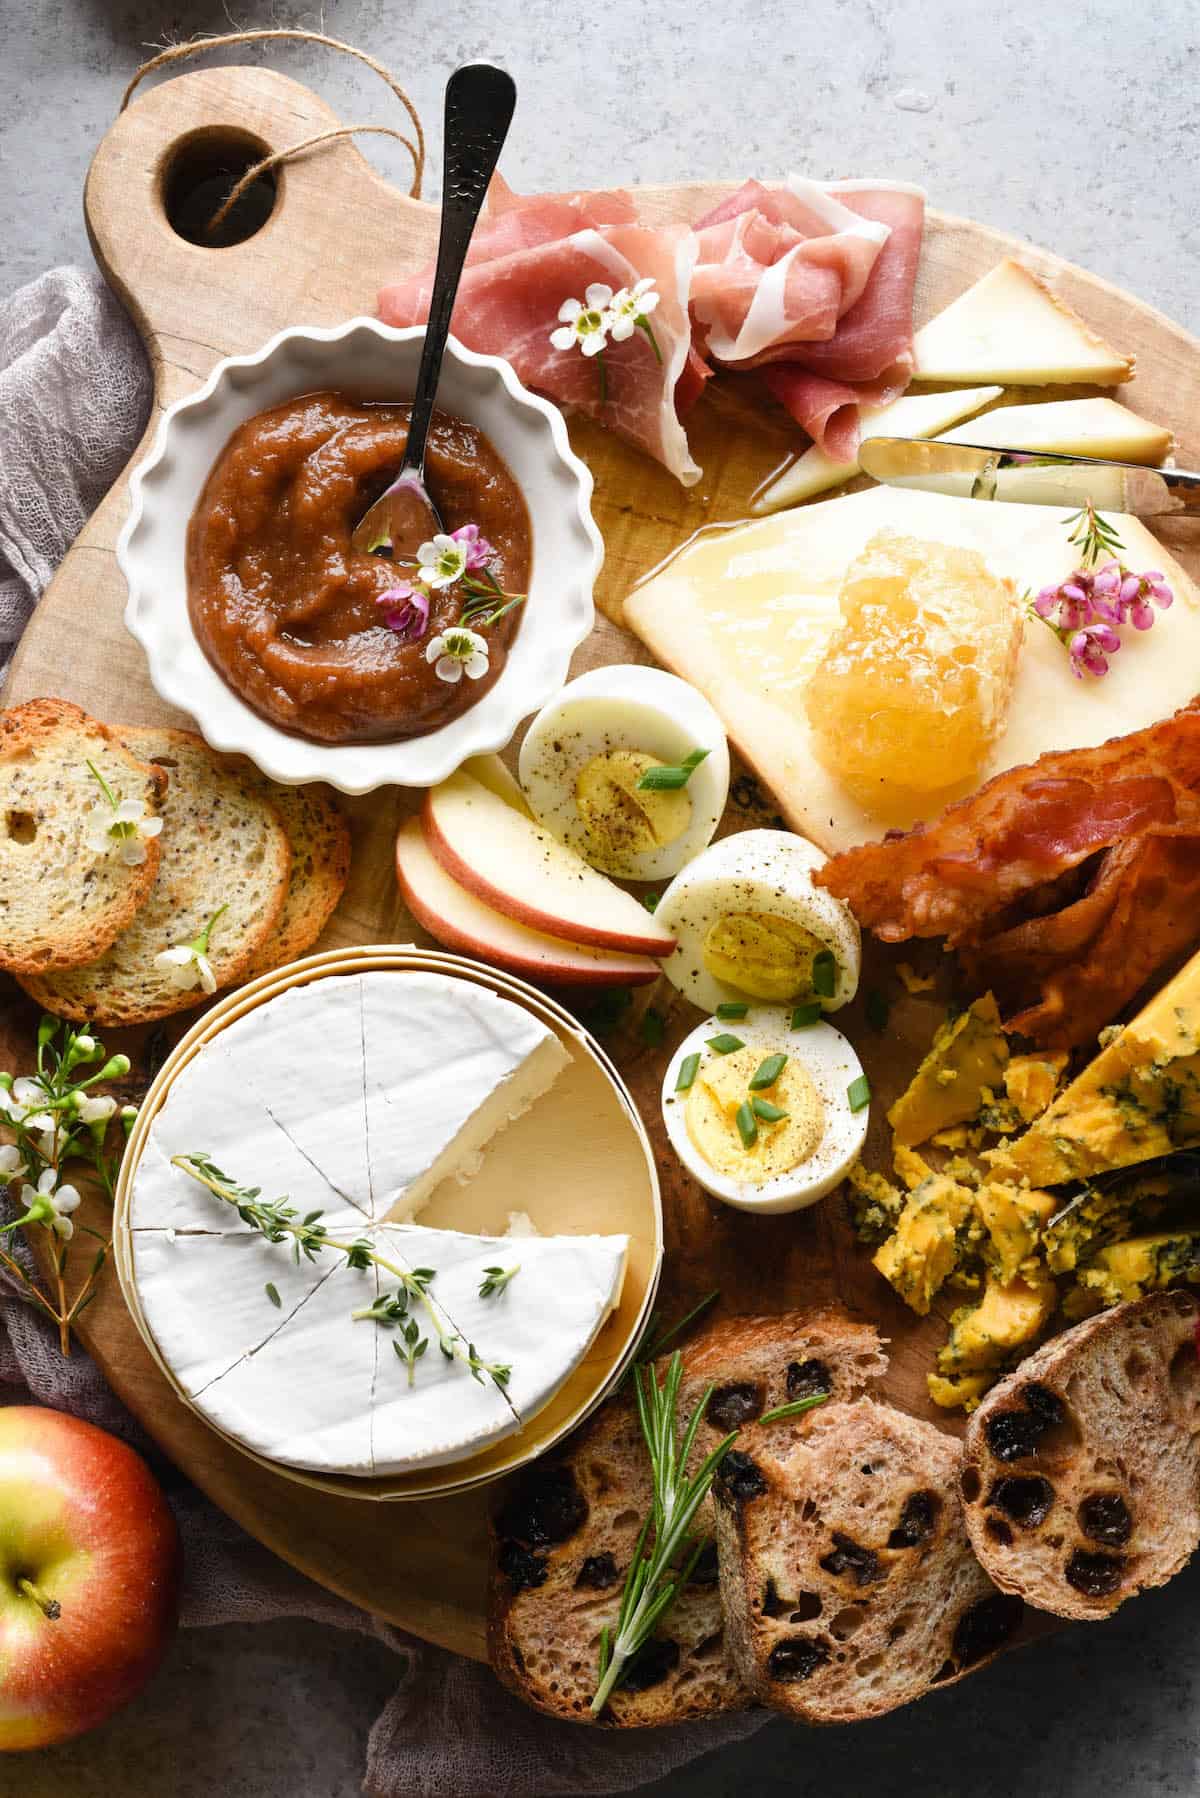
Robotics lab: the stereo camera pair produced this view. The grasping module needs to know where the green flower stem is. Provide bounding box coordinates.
[637,315,663,365]
[191,904,228,957]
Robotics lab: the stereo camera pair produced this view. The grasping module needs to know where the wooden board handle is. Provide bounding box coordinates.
[85,65,435,405]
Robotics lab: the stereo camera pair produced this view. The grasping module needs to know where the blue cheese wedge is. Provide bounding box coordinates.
[130,969,629,1477]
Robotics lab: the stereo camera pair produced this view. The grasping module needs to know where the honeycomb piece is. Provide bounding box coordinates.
[804,531,1023,802]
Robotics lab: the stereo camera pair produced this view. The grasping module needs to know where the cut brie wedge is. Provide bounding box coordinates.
[913,259,1134,385]
[753,385,1003,513]
[129,970,630,1477]
[937,396,1172,464]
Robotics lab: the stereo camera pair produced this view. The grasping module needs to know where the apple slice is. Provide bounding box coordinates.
[423,770,676,958]
[460,752,531,816]
[396,820,660,986]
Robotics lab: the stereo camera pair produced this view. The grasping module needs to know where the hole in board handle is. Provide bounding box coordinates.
[160,128,277,248]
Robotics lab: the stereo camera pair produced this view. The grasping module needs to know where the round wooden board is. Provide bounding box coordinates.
[5,61,1200,1665]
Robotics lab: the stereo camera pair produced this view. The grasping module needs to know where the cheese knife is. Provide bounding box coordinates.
[858,436,1200,518]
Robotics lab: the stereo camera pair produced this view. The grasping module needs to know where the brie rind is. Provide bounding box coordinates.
[937,396,1173,465]
[912,259,1134,384]
[360,973,569,1221]
[199,1255,379,1474]
[220,977,373,1213]
[132,1221,354,1397]
[753,385,1003,513]
[376,1224,629,1446]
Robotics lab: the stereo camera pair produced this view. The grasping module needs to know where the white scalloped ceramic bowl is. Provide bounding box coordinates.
[119,319,602,792]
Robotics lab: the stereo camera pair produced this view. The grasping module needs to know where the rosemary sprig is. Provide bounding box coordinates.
[172,1154,512,1392]
[1064,500,1125,569]
[591,1353,737,1716]
[479,1264,520,1299]
[634,1289,720,1366]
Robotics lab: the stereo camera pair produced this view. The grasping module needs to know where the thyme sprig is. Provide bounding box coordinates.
[591,1352,738,1716]
[479,1264,520,1298]
[172,1153,512,1392]
[0,1016,133,1354]
[1065,500,1125,569]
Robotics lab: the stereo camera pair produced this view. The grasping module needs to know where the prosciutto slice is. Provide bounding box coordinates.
[755,182,925,455]
[379,181,699,485]
[689,177,890,366]
[817,701,1200,1049]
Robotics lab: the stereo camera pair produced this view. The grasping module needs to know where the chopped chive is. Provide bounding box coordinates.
[812,949,837,998]
[264,1281,281,1309]
[735,1100,757,1148]
[760,1391,830,1426]
[716,1002,749,1020]
[642,892,660,913]
[847,1073,872,1113]
[675,1052,701,1092]
[751,1096,789,1123]
[790,1002,822,1028]
[749,1052,788,1090]
[865,988,890,1031]
[635,748,711,791]
[640,1007,665,1047]
[707,1032,745,1054]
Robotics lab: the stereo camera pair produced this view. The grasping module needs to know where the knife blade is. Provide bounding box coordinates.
[858,436,1200,518]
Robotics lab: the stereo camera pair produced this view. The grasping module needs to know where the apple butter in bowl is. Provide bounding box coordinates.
[187,391,533,745]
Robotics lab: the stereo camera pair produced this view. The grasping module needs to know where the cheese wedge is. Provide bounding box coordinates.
[129,968,632,1477]
[938,397,1172,464]
[989,950,1200,1189]
[753,386,1003,513]
[212,971,568,1224]
[624,484,1200,853]
[912,259,1134,385]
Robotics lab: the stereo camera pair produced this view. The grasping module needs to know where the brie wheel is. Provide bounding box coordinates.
[130,971,630,1477]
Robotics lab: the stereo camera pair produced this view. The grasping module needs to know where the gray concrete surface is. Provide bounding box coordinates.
[2,0,1199,1792]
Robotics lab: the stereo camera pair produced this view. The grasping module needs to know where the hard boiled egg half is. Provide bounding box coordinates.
[655,830,860,1015]
[662,1009,870,1213]
[518,666,730,880]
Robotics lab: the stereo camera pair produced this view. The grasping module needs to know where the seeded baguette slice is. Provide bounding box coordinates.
[715,1397,1025,1722]
[0,698,167,973]
[488,1306,886,1726]
[19,729,290,1026]
[237,775,351,977]
[960,1289,1200,1620]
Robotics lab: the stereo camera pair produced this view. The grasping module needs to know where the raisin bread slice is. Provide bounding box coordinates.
[715,1397,1025,1722]
[488,1306,886,1725]
[961,1289,1200,1619]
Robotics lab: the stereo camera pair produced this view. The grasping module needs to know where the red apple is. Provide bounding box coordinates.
[0,1407,180,1751]
[422,770,676,958]
[396,818,660,986]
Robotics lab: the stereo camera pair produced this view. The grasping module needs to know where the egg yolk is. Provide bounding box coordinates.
[685,1046,824,1181]
[702,911,827,1002]
[575,750,691,856]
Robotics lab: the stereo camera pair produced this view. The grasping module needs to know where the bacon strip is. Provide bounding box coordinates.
[817,701,1200,1047]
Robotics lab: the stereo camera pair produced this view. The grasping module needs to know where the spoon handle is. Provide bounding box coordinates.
[404,63,517,480]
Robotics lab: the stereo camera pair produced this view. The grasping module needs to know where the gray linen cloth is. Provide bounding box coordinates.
[0,266,763,1795]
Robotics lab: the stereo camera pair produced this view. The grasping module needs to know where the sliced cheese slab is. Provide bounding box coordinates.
[360,972,569,1223]
[938,396,1173,464]
[198,1255,380,1475]
[912,259,1134,384]
[132,1225,354,1398]
[753,385,1003,513]
[625,484,1200,853]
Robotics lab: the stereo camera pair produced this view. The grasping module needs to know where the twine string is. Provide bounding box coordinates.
[121,29,426,234]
